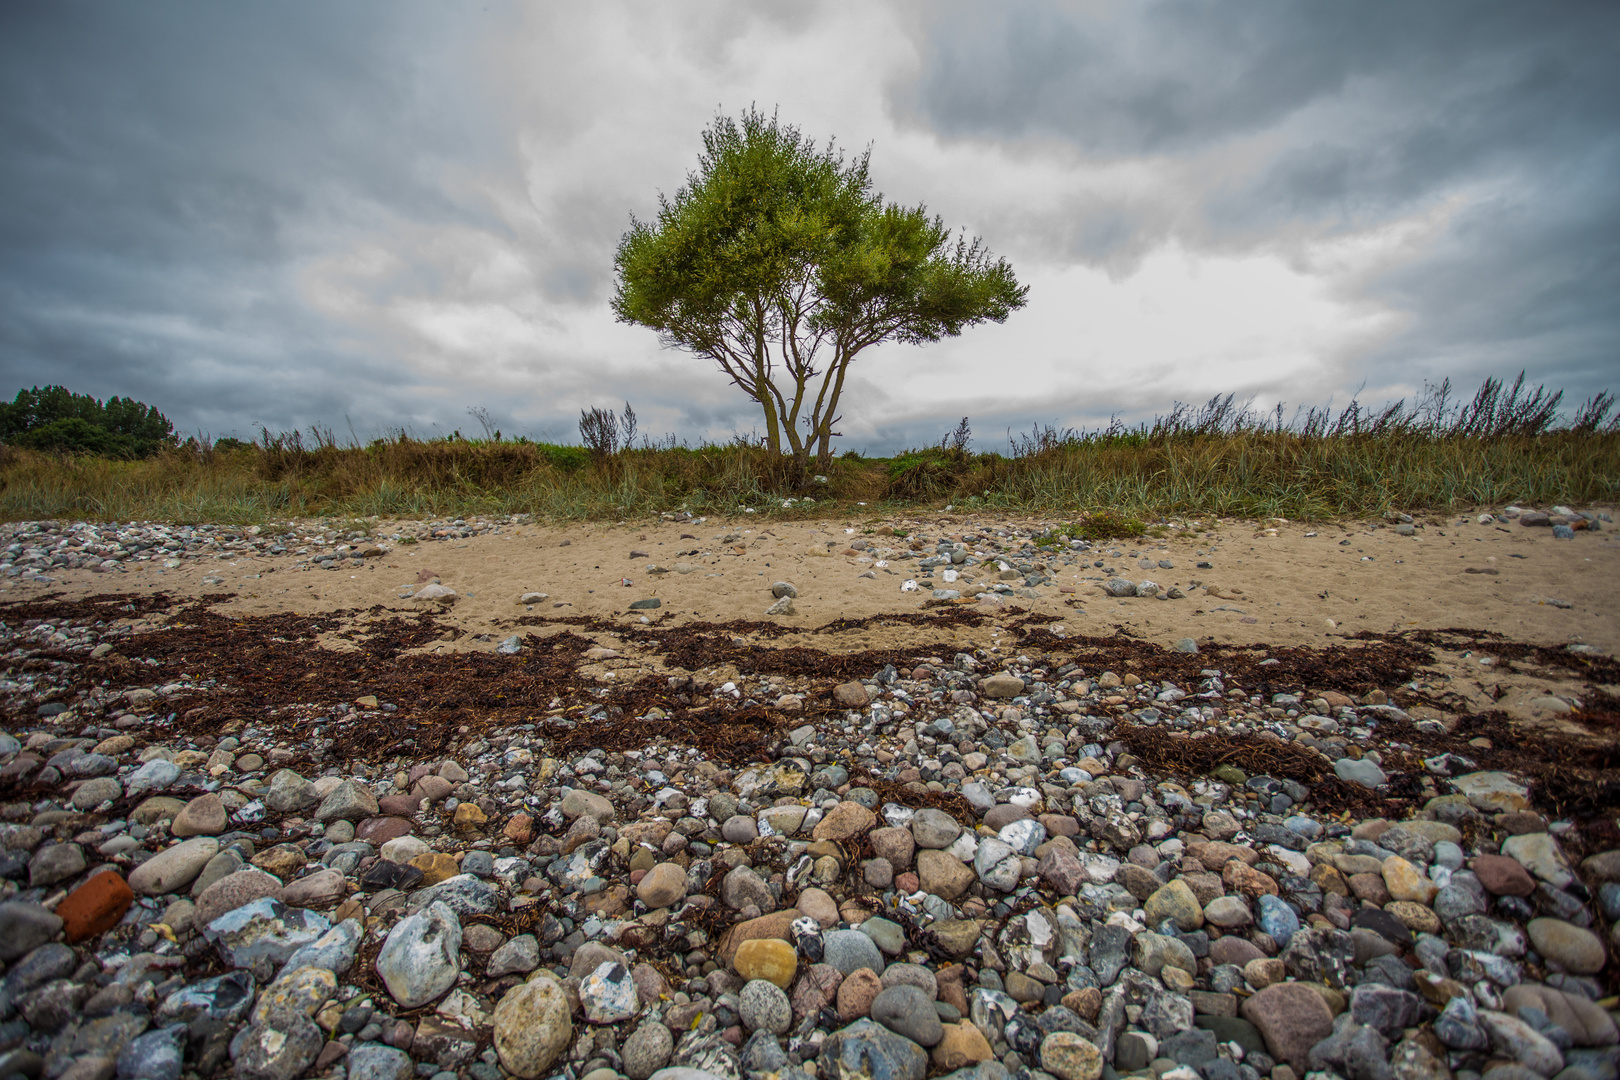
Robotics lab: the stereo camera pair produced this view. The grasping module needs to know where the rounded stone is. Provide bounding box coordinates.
[1204,895,1254,928]
[1527,917,1606,975]
[0,901,63,961]
[833,681,871,707]
[740,979,793,1034]
[837,968,883,1020]
[1382,856,1437,904]
[1144,879,1204,930]
[345,1043,414,1080]
[493,971,573,1079]
[813,801,877,841]
[931,1022,993,1071]
[1472,854,1536,896]
[622,1020,674,1080]
[71,776,122,810]
[1240,981,1335,1070]
[1384,901,1441,935]
[1040,1031,1103,1080]
[824,929,885,975]
[734,937,798,989]
[195,869,285,928]
[636,863,687,909]
[909,808,962,849]
[29,843,87,888]
[870,983,943,1047]
[981,673,1026,698]
[171,792,228,837]
[915,850,975,900]
[129,837,220,896]
[375,900,461,1008]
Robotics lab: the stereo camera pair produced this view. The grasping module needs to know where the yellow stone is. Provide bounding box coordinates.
[410,852,461,886]
[1381,855,1437,904]
[733,937,798,989]
[1308,863,1350,897]
[354,695,379,708]
[454,803,488,828]
[1385,900,1441,934]
[932,1022,993,1071]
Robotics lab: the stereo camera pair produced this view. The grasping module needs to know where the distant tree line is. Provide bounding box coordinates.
[0,385,177,458]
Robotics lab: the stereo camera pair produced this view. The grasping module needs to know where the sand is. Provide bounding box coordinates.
[7,509,1617,728]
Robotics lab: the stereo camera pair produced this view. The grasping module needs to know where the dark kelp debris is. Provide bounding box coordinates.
[2,592,1617,830]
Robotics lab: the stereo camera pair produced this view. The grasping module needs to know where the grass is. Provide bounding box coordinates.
[2,377,1617,525]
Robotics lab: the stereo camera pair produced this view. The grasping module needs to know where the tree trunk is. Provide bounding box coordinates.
[811,350,856,469]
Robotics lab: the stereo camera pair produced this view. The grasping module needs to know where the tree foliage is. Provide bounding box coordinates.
[613,108,1028,469]
[0,385,177,457]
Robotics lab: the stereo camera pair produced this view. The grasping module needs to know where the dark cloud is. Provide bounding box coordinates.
[1,2,1613,455]
[0,2,518,436]
[909,1,1620,408]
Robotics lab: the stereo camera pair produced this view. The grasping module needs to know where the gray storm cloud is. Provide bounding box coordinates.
[1,0,1614,451]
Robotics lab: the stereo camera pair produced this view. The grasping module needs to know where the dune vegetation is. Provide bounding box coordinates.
[1,376,1616,525]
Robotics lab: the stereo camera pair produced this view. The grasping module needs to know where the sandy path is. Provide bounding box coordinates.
[7,509,1617,723]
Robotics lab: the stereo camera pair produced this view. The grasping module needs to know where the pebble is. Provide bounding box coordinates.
[871,983,944,1046]
[1,513,1617,1080]
[1526,917,1607,974]
[824,928,886,975]
[492,971,572,1078]
[739,978,793,1034]
[374,901,461,1007]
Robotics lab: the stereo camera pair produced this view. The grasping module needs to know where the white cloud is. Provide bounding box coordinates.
[3,0,1612,444]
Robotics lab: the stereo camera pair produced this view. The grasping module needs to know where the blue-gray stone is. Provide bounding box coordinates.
[346,1042,414,1080]
[117,1025,184,1080]
[203,898,329,969]
[1088,923,1131,985]
[824,930,885,976]
[937,1065,1011,1080]
[870,984,943,1047]
[820,1020,928,1080]
[1159,1028,1217,1066]
[155,971,257,1023]
[280,918,362,977]
[1334,758,1387,787]
[1434,995,1488,1051]
[408,873,499,916]
[1434,884,1487,925]
[1283,815,1324,840]
[0,902,63,962]
[460,851,495,878]
[125,759,182,795]
[1257,894,1300,947]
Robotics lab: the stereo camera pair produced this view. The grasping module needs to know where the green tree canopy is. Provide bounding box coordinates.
[0,385,177,457]
[613,108,1028,468]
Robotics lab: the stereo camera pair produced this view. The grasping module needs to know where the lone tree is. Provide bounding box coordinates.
[613,108,1027,470]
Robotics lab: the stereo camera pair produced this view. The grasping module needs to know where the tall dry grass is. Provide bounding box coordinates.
[2,376,1615,523]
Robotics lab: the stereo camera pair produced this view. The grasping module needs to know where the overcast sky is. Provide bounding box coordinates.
[2,1,1616,452]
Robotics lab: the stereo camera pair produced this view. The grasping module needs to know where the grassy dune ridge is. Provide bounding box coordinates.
[2,381,1617,524]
